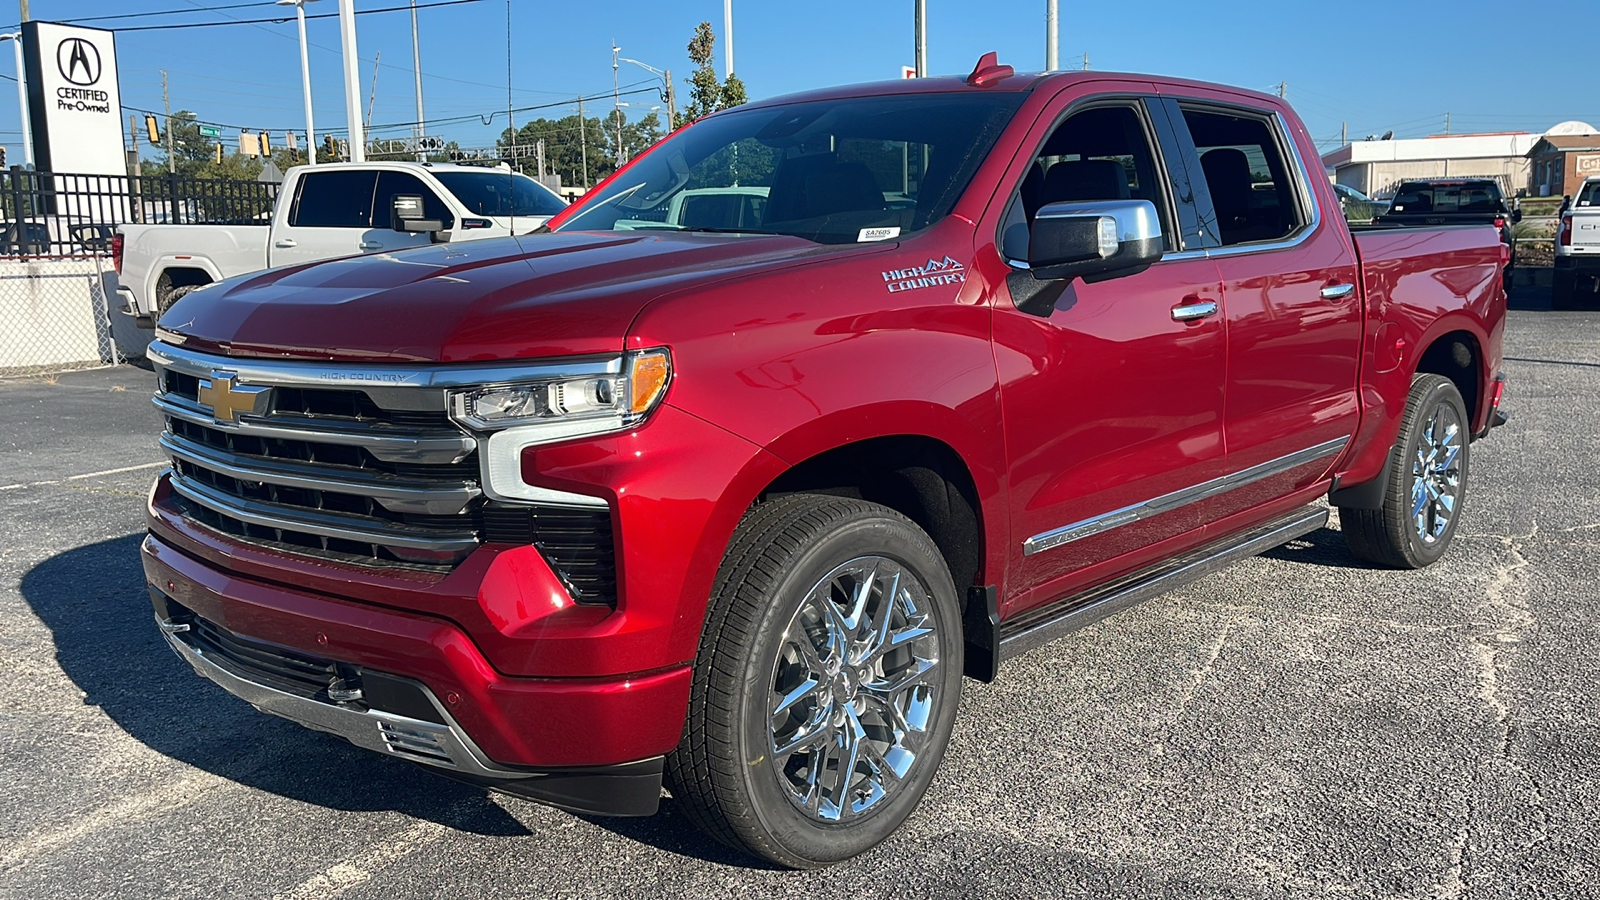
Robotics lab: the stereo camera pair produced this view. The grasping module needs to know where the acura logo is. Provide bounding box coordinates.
[57,38,101,87]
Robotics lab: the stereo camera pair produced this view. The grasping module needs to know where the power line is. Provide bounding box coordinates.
[4,1,279,27]
[71,0,483,32]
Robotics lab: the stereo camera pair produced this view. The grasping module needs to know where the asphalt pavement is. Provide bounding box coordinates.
[1,288,1596,899]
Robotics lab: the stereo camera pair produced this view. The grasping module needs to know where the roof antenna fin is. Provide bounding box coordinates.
[966,52,1013,87]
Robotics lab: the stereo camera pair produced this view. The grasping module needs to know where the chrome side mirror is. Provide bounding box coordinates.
[1028,198,1163,283]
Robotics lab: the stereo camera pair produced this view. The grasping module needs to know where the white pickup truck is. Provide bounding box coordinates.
[1555,175,1600,309]
[114,160,568,328]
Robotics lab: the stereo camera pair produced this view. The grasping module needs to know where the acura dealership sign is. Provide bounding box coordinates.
[22,22,127,178]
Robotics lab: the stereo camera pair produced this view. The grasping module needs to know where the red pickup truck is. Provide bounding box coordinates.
[142,57,1507,867]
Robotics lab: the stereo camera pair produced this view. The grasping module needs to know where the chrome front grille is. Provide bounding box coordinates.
[149,342,620,600]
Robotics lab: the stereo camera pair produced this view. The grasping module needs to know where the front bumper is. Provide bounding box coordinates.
[157,609,663,816]
[141,532,690,811]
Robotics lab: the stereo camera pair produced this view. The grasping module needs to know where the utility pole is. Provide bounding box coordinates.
[1342,121,1347,146]
[578,95,588,188]
[664,69,675,128]
[913,0,926,77]
[536,138,544,181]
[129,114,140,176]
[723,0,734,78]
[410,0,425,161]
[365,51,380,137]
[1081,51,1088,70]
[17,1,26,22]
[612,42,621,168]
[1444,111,1451,134]
[161,70,174,174]
[1278,81,1286,98]
[1045,0,1057,71]
[337,0,365,162]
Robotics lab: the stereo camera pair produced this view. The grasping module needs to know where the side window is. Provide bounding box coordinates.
[1001,104,1172,261]
[289,170,378,228]
[374,171,455,229]
[1180,107,1306,246]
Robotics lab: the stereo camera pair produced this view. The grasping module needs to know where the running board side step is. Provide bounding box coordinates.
[995,505,1329,664]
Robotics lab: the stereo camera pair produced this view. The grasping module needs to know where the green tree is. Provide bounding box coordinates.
[675,21,746,127]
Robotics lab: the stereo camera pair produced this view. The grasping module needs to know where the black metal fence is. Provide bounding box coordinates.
[0,167,280,258]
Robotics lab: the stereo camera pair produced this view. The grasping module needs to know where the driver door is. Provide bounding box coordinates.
[985,90,1229,613]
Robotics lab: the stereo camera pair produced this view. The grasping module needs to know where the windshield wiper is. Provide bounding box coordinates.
[674,226,787,236]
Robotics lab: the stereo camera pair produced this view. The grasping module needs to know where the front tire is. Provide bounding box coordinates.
[666,494,964,868]
[1340,374,1470,568]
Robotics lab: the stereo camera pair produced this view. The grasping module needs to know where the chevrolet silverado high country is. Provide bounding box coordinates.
[113,161,567,328]
[141,56,1508,867]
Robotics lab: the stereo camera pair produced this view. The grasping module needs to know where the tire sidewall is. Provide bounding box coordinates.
[732,513,963,866]
[1396,378,1470,566]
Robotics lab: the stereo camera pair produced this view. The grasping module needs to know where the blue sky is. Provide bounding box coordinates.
[3,0,1595,162]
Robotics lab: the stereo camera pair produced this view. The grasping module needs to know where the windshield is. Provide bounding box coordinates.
[433,171,568,218]
[1390,181,1504,214]
[554,92,1026,244]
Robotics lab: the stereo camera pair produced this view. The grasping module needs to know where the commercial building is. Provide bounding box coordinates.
[1526,126,1600,198]
[1322,132,1539,199]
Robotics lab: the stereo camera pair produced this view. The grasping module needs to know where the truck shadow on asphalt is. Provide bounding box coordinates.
[20,534,532,837]
[1257,526,1372,569]
[21,533,761,864]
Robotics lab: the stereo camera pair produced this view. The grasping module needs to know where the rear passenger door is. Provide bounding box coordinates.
[1169,98,1362,523]
[987,91,1229,612]
[271,169,378,267]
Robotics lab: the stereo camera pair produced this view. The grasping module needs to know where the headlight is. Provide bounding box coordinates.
[449,348,672,434]
[450,349,672,504]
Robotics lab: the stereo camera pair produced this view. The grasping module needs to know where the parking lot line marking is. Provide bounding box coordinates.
[0,461,165,492]
[274,820,450,900]
[0,769,231,873]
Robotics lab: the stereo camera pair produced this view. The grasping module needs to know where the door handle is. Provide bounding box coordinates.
[359,241,384,251]
[1320,282,1356,301]
[273,239,296,248]
[1171,299,1218,322]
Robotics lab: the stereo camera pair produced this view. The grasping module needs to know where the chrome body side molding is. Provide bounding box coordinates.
[1022,436,1348,556]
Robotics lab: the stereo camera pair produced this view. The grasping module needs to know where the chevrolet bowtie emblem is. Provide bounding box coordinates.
[196,373,268,424]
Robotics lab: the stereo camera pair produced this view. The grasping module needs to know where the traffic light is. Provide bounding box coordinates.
[323,133,335,159]
[260,131,271,155]
[0,147,7,168]
[145,114,159,143]
[214,142,223,164]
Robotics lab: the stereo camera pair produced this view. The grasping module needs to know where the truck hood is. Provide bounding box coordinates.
[157,231,830,362]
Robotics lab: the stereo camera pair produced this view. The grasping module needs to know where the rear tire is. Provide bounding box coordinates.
[157,283,200,320]
[665,494,963,868]
[1551,271,1577,310]
[1340,374,1469,568]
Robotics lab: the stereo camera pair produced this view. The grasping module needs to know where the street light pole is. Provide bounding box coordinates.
[611,42,622,166]
[723,0,733,77]
[276,0,318,165]
[618,57,674,130]
[913,0,926,78]
[409,0,424,161]
[0,33,31,167]
[337,0,365,162]
[1045,0,1058,71]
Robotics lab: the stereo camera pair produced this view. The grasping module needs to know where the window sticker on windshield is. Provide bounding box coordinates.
[859,227,901,242]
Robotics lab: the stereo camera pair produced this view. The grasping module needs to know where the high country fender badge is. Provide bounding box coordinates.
[881,256,966,293]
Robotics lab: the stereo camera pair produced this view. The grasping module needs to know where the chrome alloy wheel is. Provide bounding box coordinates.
[1411,400,1464,544]
[767,557,942,823]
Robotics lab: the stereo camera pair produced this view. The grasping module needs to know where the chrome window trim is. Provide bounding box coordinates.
[1021,436,1349,556]
[1175,108,1323,261]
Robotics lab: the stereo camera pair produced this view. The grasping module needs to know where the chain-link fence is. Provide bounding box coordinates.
[0,255,123,377]
[0,166,277,376]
